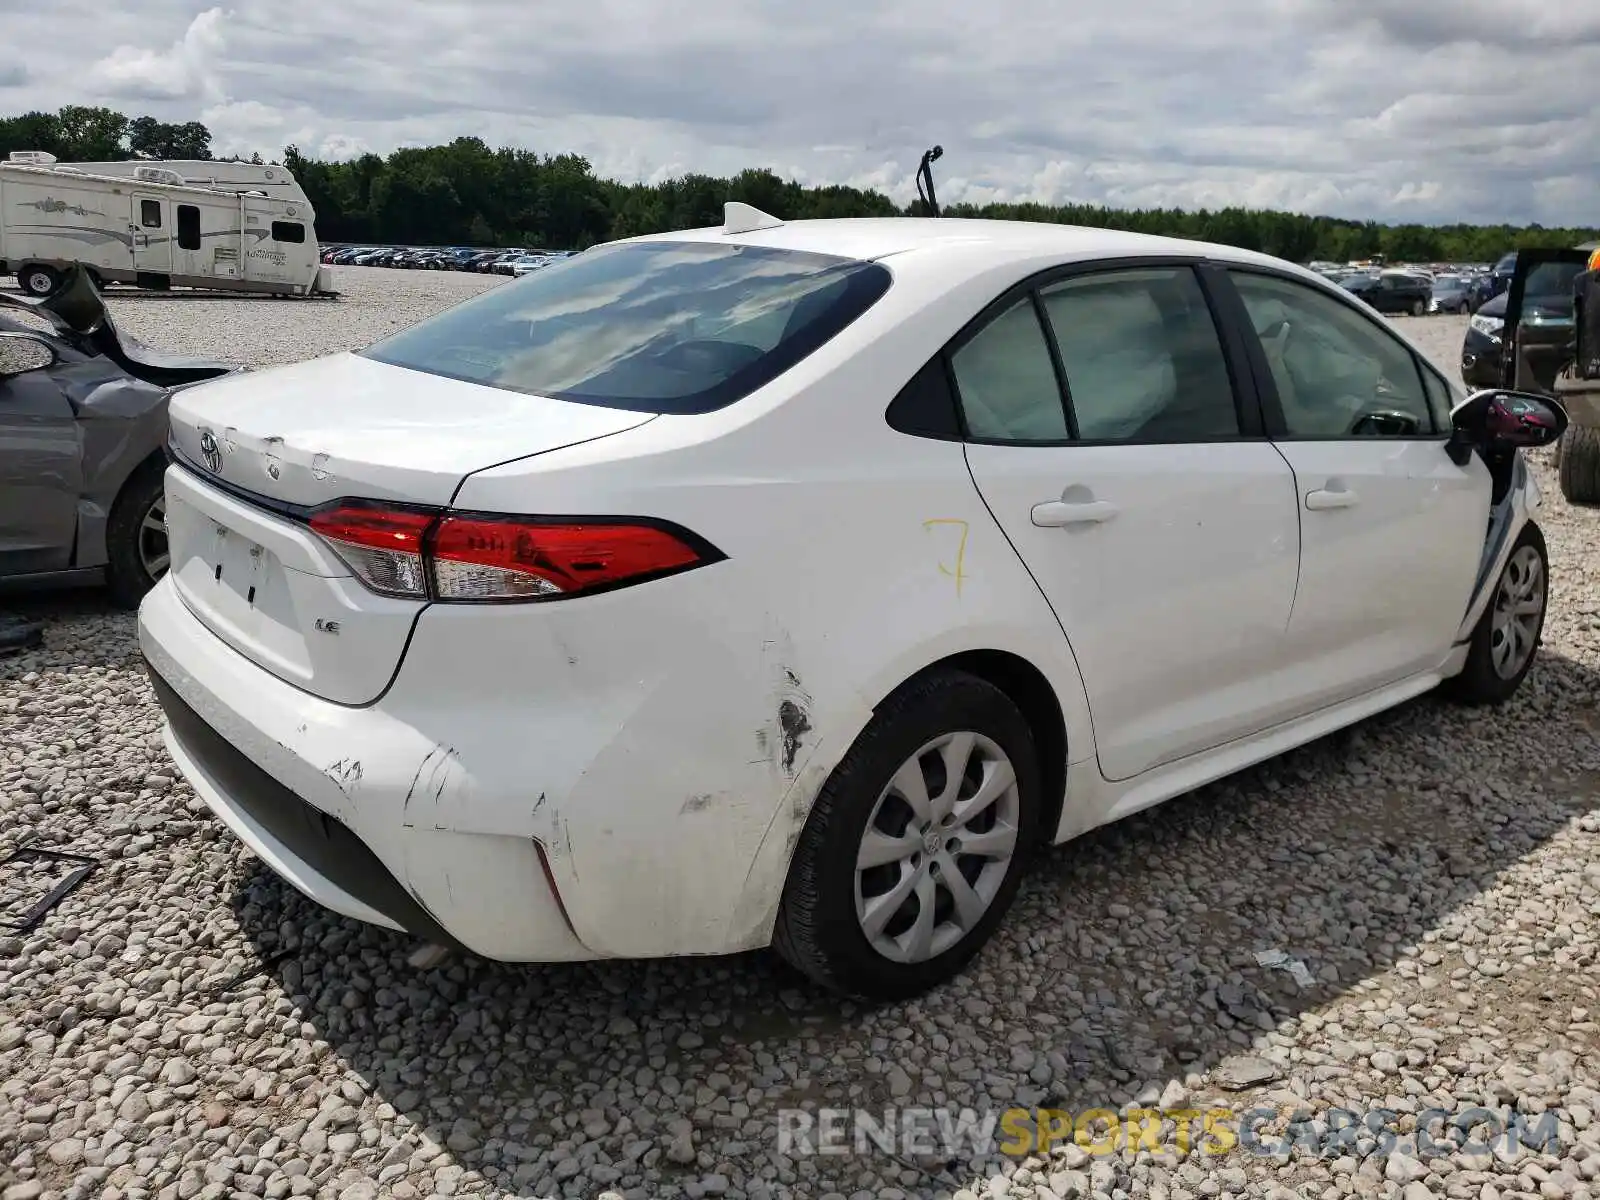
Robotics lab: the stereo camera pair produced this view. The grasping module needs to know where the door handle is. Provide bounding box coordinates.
[1031,498,1119,527]
[1305,485,1359,511]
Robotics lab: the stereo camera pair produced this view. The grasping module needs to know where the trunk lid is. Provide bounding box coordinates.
[167,352,655,508]
[163,353,655,705]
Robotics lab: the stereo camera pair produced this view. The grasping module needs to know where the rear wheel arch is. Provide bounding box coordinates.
[883,648,1069,848]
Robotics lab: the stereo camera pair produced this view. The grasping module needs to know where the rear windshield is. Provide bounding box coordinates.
[361,240,893,414]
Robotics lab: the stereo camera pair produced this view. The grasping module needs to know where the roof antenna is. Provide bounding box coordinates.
[915,145,943,218]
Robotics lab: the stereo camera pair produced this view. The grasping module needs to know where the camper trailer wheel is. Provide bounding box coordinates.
[18,264,61,298]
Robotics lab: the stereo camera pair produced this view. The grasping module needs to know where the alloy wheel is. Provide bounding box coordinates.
[138,495,170,581]
[1490,544,1543,679]
[854,731,1021,964]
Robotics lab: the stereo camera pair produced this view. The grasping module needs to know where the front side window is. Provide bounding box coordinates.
[362,241,893,414]
[947,298,1066,441]
[1230,271,1434,438]
[271,221,306,244]
[140,200,161,228]
[1039,267,1239,440]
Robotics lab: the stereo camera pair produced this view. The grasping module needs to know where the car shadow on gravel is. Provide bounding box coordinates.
[223,651,1600,1196]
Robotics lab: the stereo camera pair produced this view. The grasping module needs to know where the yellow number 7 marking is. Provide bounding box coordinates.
[922,518,969,596]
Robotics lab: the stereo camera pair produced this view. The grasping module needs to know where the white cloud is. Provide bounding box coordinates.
[7,0,1598,226]
[317,133,370,161]
[87,7,229,103]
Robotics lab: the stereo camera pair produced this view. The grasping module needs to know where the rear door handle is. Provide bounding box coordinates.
[1031,498,1119,527]
[1305,485,1359,511]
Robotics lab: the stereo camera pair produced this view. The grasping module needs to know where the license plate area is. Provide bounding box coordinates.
[181,504,293,622]
[167,491,314,681]
[205,520,277,608]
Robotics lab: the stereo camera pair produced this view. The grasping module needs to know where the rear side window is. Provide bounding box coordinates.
[177,205,201,251]
[948,299,1066,441]
[271,221,306,244]
[361,241,893,414]
[1039,268,1239,440]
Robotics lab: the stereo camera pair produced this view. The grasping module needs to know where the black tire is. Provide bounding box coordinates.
[1558,424,1600,505]
[104,463,169,610]
[773,670,1043,1000]
[1458,301,1471,315]
[1411,298,1427,317]
[1444,523,1547,706]
[17,263,60,297]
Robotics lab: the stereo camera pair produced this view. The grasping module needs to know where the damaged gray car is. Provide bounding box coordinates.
[1,264,231,607]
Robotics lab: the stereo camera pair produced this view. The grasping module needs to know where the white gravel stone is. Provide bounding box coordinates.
[0,291,1596,1200]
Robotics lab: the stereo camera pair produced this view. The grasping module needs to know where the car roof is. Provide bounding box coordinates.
[621,216,1290,273]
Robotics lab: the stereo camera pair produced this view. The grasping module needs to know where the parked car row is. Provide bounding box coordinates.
[319,245,574,275]
[1312,264,1497,316]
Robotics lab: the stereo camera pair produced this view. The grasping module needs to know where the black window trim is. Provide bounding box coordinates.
[891,254,1271,448]
[1213,264,1453,444]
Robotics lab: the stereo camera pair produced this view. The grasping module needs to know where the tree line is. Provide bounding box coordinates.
[6,105,1597,263]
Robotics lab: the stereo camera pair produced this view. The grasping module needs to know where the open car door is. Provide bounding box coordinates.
[1501,248,1590,395]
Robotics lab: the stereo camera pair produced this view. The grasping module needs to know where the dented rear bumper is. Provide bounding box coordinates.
[139,578,592,962]
[137,569,821,962]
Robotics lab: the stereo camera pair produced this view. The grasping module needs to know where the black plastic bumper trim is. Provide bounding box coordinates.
[144,659,466,952]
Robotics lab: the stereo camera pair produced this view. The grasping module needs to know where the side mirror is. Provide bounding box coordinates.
[1483,390,1568,447]
[0,331,58,378]
[1452,388,1569,453]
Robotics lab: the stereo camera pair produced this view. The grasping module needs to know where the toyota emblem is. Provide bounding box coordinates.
[199,430,222,474]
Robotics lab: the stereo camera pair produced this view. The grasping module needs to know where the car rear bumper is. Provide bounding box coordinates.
[147,664,447,942]
[138,578,595,962]
[137,560,823,962]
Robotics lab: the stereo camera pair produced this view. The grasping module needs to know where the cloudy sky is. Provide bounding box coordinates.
[4,0,1600,225]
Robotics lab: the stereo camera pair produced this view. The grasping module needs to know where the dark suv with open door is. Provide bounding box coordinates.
[1496,247,1600,503]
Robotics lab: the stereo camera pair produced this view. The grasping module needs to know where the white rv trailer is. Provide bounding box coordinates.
[0,151,333,297]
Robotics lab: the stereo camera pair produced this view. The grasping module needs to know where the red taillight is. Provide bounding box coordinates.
[431,517,707,601]
[308,502,435,598]
[307,501,717,603]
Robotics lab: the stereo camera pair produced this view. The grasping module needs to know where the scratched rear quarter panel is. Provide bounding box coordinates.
[422,248,1096,958]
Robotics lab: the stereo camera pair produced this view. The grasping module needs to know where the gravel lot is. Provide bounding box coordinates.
[2,269,1598,1200]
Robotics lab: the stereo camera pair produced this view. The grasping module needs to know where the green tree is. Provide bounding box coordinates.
[0,110,64,159]
[53,105,131,160]
[12,103,1600,256]
[128,116,213,159]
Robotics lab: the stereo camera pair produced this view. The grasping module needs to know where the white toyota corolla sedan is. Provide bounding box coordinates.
[139,207,1567,999]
